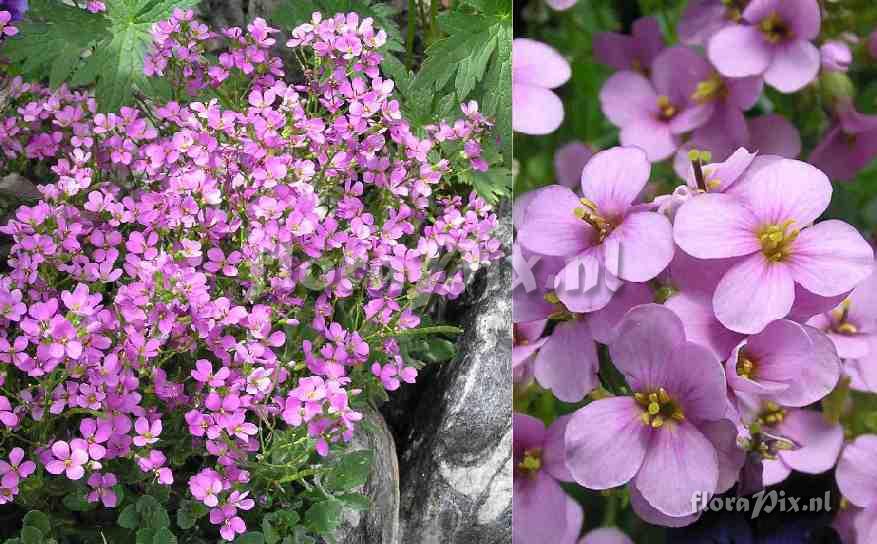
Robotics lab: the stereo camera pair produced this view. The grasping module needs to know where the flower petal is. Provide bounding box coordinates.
[620,120,678,162]
[512,38,571,89]
[708,25,772,78]
[787,220,874,297]
[565,396,650,489]
[674,193,760,259]
[599,72,657,128]
[764,40,820,94]
[534,320,599,402]
[836,434,877,508]
[580,146,651,217]
[518,186,593,257]
[513,471,580,544]
[776,409,843,475]
[714,254,795,334]
[629,485,701,528]
[634,421,719,517]
[513,84,565,135]
[608,212,674,282]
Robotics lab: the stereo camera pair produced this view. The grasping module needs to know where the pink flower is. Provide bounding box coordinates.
[80,418,113,460]
[0,447,35,488]
[593,17,664,73]
[675,157,874,333]
[133,417,162,447]
[512,39,570,135]
[45,440,89,480]
[518,147,674,312]
[210,504,247,541]
[86,472,118,507]
[708,0,821,93]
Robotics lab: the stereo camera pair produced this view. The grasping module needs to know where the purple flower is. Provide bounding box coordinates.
[518,147,674,312]
[512,38,571,135]
[133,416,162,447]
[0,447,35,488]
[593,17,664,73]
[79,418,112,460]
[565,304,741,519]
[600,46,713,161]
[836,434,877,540]
[553,141,594,188]
[708,0,821,93]
[532,319,599,402]
[809,102,877,182]
[0,0,27,21]
[678,0,740,46]
[210,504,247,541]
[579,528,634,544]
[45,440,89,480]
[86,473,118,507]
[514,413,582,544]
[725,319,840,406]
[737,397,843,487]
[821,40,852,72]
[674,157,874,334]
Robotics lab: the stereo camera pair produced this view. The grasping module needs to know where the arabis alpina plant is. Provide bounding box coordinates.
[0,9,502,541]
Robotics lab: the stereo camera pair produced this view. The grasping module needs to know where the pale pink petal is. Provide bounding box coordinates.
[776,409,843,475]
[518,186,593,257]
[513,84,565,135]
[554,141,594,188]
[599,72,657,127]
[607,212,673,282]
[513,38,571,88]
[634,421,718,516]
[674,193,760,259]
[764,40,820,93]
[534,320,599,403]
[787,220,874,297]
[836,434,877,507]
[629,485,701,527]
[713,254,795,334]
[727,158,831,226]
[665,291,744,360]
[580,146,651,216]
[708,25,772,78]
[699,419,746,493]
[620,120,678,162]
[565,396,650,489]
[589,282,653,344]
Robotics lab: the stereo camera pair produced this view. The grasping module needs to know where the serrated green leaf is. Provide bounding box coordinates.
[22,511,51,535]
[480,24,511,165]
[464,167,512,204]
[1,0,110,87]
[89,23,153,112]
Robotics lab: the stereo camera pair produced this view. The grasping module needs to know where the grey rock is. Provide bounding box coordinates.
[329,407,401,544]
[392,201,513,544]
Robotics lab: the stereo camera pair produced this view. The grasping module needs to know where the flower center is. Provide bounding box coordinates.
[517,448,542,477]
[635,387,684,428]
[573,197,616,242]
[756,401,786,427]
[760,12,792,44]
[758,220,799,262]
[721,0,744,22]
[736,352,757,379]
[692,73,727,103]
[657,95,677,120]
[831,299,858,335]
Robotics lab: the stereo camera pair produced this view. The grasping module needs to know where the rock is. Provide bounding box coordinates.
[391,201,513,544]
[328,407,401,544]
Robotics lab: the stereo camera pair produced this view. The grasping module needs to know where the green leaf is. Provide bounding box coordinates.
[22,511,51,535]
[176,500,209,530]
[480,24,511,164]
[63,490,97,512]
[235,533,266,544]
[467,167,512,204]
[118,504,140,529]
[335,492,370,511]
[137,494,171,529]
[304,499,343,535]
[325,449,373,491]
[151,527,178,544]
[136,529,157,544]
[1,0,110,87]
[85,21,153,112]
[19,527,42,544]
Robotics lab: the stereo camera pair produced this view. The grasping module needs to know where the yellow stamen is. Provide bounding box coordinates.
[759,12,792,43]
[758,219,799,262]
[692,73,727,103]
[657,95,677,120]
[635,387,685,429]
[517,448,543,476]
[737,353,756,379]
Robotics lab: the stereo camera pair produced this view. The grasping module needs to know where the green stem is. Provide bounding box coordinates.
[429,0,440,44]
[406,0,417,69]
[602,492,618,526]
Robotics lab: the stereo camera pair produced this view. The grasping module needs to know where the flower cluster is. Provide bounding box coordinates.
[515,144,874,537]
[0,9,501,541]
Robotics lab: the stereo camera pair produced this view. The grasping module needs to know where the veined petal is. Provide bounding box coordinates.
[513,84,565,135]
[608,211,674,282]
[565,396,650,489]
[534,320,599,402]
[580,146,651,217]
[674,193,760,259]
[713,253,795,334]
[708,25,772,78]
[836,434,877,508]
[787,220,874,297]
[518,186,593,257]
